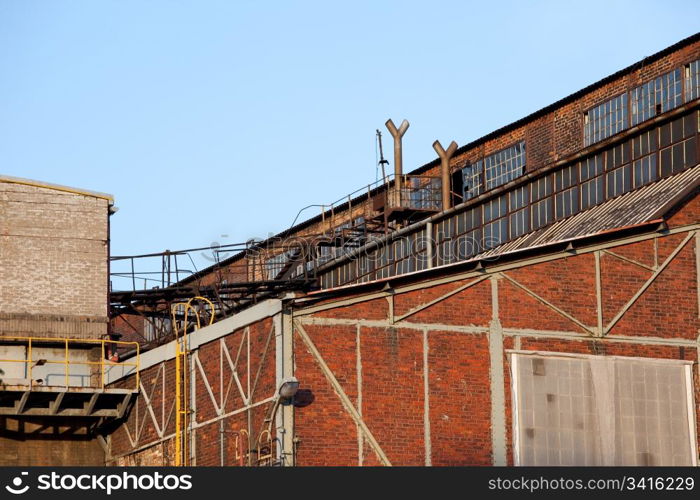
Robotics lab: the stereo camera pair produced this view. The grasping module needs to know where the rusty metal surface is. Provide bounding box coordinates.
[478,164,700,260]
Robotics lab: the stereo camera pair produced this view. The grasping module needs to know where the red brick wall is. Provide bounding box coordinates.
[289,192,699,466]
[108,318,278,466]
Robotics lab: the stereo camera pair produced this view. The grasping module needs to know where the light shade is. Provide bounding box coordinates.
[278,377,300,399]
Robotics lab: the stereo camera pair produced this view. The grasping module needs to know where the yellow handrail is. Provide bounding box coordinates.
[0,336,140,391]
[172,296,215,467]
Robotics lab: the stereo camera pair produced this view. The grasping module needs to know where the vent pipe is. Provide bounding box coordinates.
[433,139,458,211]
[385,119,410,192]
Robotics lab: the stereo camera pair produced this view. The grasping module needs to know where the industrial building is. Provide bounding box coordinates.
[2,33,700,466]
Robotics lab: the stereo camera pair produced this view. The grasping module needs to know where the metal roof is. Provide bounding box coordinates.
[477,164,700,260]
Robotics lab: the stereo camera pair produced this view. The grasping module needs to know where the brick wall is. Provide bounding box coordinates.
[0,181,110,339]
[107,189,699,466]
[288,191,700,466]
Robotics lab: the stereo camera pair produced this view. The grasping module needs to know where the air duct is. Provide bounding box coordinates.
[433,139,458,211]
[385,119,410,192]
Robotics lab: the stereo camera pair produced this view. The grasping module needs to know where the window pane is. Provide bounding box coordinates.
[484,141,526,191]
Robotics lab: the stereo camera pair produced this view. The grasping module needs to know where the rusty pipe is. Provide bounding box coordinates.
[385,119,410,192]
[433,139,458,211]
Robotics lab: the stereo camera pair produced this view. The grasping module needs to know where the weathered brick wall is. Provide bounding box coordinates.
[107,318,278,466]
[289,192,699,466]
[0,180,110,339]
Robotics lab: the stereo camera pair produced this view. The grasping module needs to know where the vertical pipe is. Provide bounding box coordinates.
[65,339,69,388]
[28,339,32,381]
[433,140,459,211]
[385,119,410,194]
[101,340,105,389]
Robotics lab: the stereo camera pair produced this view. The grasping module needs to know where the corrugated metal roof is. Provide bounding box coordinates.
[477,164,700,260]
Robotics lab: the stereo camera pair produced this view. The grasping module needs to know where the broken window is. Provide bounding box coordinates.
[630,68,683,126]
[510,352,697,466]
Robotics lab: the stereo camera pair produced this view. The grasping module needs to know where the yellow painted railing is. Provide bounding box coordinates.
[172,296,215,466]
[0,336,140,391]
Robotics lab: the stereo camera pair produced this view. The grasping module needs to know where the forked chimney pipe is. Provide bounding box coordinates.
[433,139,458,211]
[385,119,410,191]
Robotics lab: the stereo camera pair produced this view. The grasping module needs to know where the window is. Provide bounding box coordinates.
[511,352,697,466]
[606,164,631,198]
[685,59,700,102]
[584,93,628,146]
[554,165,579,219]
[633,155,658,188]
[509,186,530,239]
[579,154,604,210]
[453,206,482,259]
[462,160,484,201]
[531,176,552,230]
[435,218,454,266]
[484,142,526,191]
[659,114,698,176]
[630,69,683,126]
[606,142,631,198]
[483,195,507,249]
[631,129,658,188]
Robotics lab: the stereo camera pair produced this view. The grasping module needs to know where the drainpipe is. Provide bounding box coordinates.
[433,139,458,211]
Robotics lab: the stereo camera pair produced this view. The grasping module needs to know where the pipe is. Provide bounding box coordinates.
[385,119,410,192]
[433,139,458,211]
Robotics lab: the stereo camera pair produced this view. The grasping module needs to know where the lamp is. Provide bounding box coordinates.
[278,377,299,400]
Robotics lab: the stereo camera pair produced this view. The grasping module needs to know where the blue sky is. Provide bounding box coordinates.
[2,1,699,264]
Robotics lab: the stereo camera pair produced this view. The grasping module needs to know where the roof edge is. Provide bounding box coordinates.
[0,175,114,203]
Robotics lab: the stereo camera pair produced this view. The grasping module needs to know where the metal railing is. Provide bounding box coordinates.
[0,337,140,391]
[390,175,442,211]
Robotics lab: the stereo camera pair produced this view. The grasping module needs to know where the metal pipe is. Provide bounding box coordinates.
[385,119,410,192]
[433,139,458,211]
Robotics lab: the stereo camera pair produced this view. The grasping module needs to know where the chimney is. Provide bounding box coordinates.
[433,139,458,211]
[385,119,410,192]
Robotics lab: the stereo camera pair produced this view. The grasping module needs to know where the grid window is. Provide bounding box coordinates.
[630,69,683,126]
[484,219,507,249]
[579,154,603,181]
[484,142,526,191]
[633,155,658,188]
[553,164,579,220]
[555,187,579,219]
[606,164,632,198]
[579,154,604,211]
[606,142,630,170]
[509,187,530,239]
[660,137,697,177]
[580,177,604,210]
[631,129,657,159]
[685,60,700,102]
[584,93,628,146]
[435,218,454,266]
[532,198,552,230]
[554,164,577,191]
[462,160,484,201]
[483,195,507,249]
[531,176,552,202]
[483,195,507,223]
